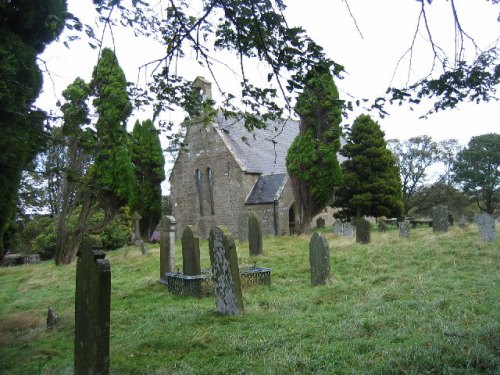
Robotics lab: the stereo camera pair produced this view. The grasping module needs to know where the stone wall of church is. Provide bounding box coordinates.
[170,120,259,239]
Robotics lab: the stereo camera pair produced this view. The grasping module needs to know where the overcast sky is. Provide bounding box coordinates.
[37,0,499,149]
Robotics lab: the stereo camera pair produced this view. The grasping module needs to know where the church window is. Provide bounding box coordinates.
[195,169,204,216]
[207,167,215,215]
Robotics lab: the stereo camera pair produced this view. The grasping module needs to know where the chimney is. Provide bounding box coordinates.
[193,76,212,100]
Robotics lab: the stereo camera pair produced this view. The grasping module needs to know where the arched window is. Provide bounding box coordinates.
[195,169,204,216]
[207,167,215,215]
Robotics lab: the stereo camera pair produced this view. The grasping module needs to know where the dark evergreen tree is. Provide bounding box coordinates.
[334,114,403,221]
[130,119,166,240]
[54,49,134,264]
[286,64,343,233]
[0,0,68,259]
[452,133,499,214]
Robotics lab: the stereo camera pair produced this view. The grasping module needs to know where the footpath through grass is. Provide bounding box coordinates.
[0,226,498,374]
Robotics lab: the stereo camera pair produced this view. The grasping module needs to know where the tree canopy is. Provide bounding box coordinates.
[130,119,166,239]
[0,0,68,259]
[334,114,403,220]
[452,133,500,214]
[286,64,343,233]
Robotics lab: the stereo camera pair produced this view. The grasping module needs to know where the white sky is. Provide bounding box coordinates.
[36,0,499,169]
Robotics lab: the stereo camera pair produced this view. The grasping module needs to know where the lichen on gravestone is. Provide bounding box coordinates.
[399,220,410,238]
[476,213,496,242]
[432,204,449,233]
[209,226,244,315]
[248,213,263,257]
[309,232,331,286]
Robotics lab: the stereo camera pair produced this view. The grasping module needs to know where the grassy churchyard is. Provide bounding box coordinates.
[0,225,498,374]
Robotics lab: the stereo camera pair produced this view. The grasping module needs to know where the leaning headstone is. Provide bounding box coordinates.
[47,307,58,330]
[309,232,331,285]
[75,240,110,375]
[356,218,371,244]
[160,215,176,280]
[399,220,410,238]
[476,213,496,242]
[248,213,263,257]
[332,220,343,235]
[181,225,201,276]
[432,205,449,232]
[316,217,326,229]
[342,222,354,237]
[209,226,244,315]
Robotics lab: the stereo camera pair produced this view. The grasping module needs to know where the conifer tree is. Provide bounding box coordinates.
[130,119,165,239]
[334,114,403,221]
[0,1,68,259]
[54,48,134,264]
[286,64,343,233]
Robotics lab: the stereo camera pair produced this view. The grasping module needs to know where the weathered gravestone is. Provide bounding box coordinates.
[160,215,176,281]
[432,205,449,233]
[476,213,496,242]
[209,226,244,315]
[459,215,468,229]
[182,225,201,276]
[309,232,331,286]
[75,240,110,375]
[47,307,58,330]
[399,220,410,238]
[131,212,142,245]
[333,220,343,235]
[343,222,354,237]
[377,220,387,232]
[316,217,326,229]
[248,213,263,257]
[356,218,371,244]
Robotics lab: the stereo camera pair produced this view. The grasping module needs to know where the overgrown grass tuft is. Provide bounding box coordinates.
[1,226,498,374]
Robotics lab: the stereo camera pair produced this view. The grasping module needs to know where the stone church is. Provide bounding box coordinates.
[169,78,342,239]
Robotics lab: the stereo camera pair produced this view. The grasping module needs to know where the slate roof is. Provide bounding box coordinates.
[213,112,299,175]
[245,173,288,205]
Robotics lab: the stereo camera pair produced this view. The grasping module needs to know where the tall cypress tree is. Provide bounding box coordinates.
[334,114,403,221]
[130,119,165,239]
[286,64,343,233]
[54,48,134,264]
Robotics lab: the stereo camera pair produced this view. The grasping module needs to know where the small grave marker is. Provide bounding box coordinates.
[248,213,263,256]
[309,232,331,285]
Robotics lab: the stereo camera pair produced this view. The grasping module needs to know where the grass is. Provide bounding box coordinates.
[0,225,498,374]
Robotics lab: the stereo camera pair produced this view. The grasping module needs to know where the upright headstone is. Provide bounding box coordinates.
[343,222,354,237]
[309,232,331,286]
[181,225,201,276]
[75,240,110,375]
[209,226,244,315]
[377,220,387,232]
[399,220,410,238]
[476,213,496,242]
[316,217,326,229]
[432,205,449,232]
[333,220,343,235]
[131,212,142,245]
[160,216,176,280]
[459,215,468,229]
[356,218,370,244]
[248,213,263,257]
[47,307,58,330]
